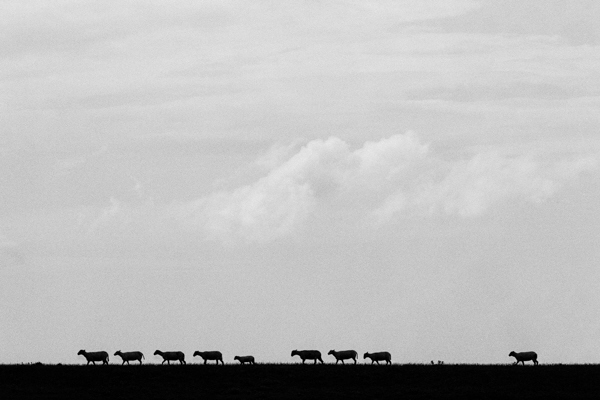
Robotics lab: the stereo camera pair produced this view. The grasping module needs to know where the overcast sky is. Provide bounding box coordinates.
[1,0,600,365]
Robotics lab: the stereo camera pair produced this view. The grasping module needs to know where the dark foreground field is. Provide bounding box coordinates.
[2,363,599,399]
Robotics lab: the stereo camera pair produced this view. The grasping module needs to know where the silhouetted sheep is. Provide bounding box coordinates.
[153,350,186,365]
[328,350,358,364]
[193,351,224,365]
[509,351,538,366]
[234,355,255,364]
[114,350,144,365]
[291,350,323,364]
[77,350,109,365]
[363,351,391,365]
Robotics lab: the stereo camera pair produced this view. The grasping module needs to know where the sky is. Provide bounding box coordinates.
[1,0,599,365]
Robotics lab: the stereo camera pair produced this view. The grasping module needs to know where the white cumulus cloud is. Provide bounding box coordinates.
[179,132,598,242]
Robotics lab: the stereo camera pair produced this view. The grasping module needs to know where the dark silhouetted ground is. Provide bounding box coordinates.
[1,363,599,399]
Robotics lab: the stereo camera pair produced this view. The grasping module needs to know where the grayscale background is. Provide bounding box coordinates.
[1,0,599,365]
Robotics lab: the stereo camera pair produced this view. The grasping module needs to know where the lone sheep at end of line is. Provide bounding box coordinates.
[77,350,109,365]
[114,350,144,365]
[509,351,538,366]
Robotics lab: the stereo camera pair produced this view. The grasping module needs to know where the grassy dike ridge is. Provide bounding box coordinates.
[1,364,599,399]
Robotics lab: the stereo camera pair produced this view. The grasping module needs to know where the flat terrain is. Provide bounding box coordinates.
[1,364,599,399]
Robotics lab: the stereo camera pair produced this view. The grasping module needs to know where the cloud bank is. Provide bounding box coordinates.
[177,132,597,242]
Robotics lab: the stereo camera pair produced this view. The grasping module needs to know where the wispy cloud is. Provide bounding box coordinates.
[436,0,600,45]
[377,151,596,220]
